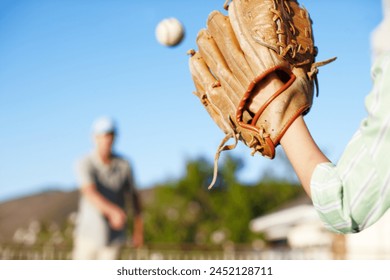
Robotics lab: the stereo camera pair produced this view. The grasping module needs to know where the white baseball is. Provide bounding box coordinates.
[155,18,185,47]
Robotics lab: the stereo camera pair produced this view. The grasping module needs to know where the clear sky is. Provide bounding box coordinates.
[0,0,383,202]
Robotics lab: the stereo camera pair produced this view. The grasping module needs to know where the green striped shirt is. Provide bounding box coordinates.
[311,52,390,234]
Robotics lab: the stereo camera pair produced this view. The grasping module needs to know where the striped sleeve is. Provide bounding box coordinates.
[310,53,390,234]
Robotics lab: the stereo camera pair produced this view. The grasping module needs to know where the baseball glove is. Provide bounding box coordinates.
[188,0,335,188]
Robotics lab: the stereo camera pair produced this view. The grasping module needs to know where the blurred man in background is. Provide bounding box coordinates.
[72,116,143,260]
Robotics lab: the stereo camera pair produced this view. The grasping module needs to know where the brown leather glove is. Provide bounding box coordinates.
[188,0,335,188]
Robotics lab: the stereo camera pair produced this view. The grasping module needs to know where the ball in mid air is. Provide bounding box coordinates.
[155,18,185,47]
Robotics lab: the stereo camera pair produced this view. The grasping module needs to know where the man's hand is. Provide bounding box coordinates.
[82,184,128,230]
[106,205,127,230]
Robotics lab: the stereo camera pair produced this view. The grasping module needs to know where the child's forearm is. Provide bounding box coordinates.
[280,116,331,197]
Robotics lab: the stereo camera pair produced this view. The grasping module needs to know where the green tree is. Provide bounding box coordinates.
[142,154,304,246]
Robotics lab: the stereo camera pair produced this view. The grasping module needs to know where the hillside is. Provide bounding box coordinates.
[0,190,80,243]
[0,187,155,243]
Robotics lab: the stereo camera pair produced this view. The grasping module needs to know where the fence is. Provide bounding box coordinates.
[0,243,332,260]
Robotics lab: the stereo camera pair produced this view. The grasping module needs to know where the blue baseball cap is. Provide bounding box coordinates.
[91,116,117,135]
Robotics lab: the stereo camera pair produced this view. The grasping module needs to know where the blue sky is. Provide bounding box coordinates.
[0,0,383,202]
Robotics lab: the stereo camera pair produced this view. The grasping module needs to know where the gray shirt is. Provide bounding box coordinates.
[74,152,141,246]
